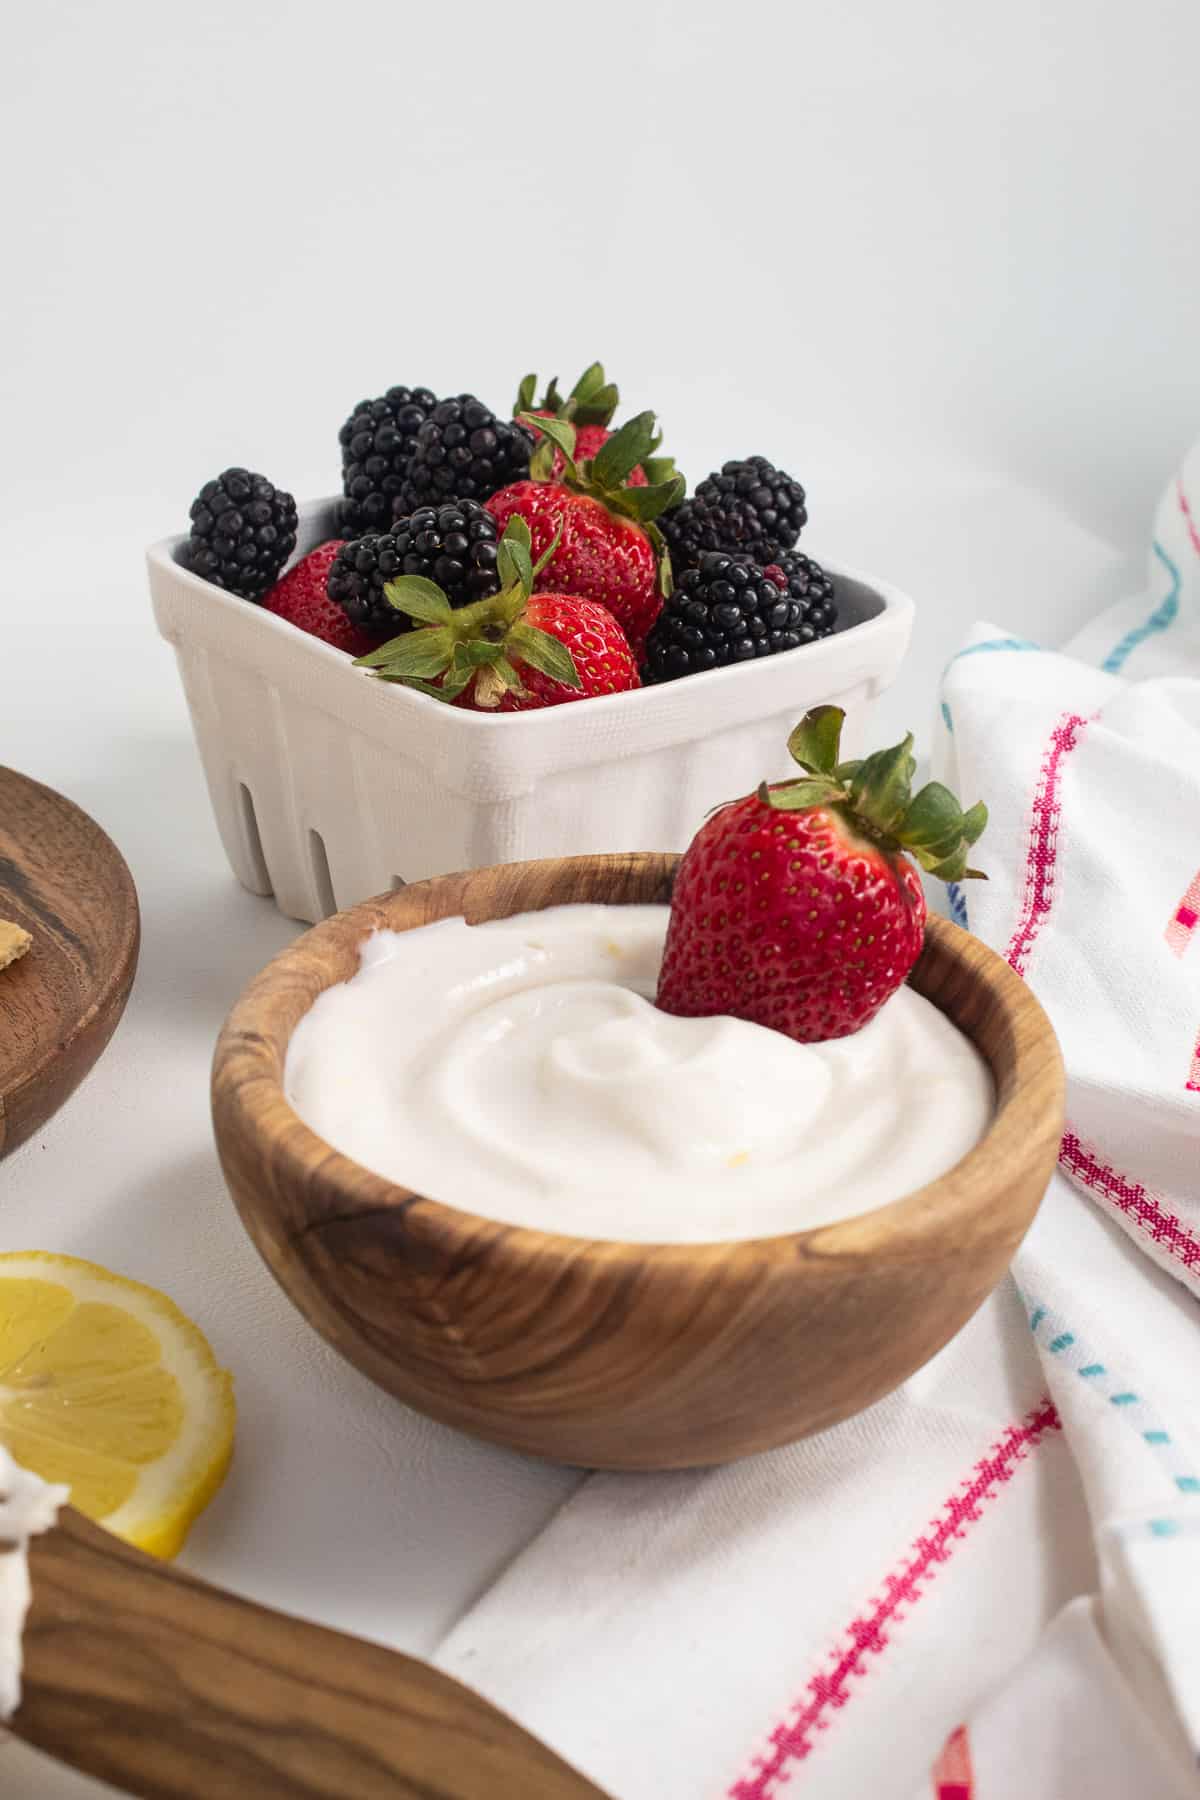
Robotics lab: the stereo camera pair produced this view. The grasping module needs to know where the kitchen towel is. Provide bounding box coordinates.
[434,440,1200,1798]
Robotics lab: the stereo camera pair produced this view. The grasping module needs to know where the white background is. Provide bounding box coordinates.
[5,0,1199,542]
[2,1,1198,1793]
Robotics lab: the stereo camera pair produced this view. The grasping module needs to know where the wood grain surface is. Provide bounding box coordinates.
[0,768,139,1158]
[213,853,1066,1470]
[16,1507,608,1799]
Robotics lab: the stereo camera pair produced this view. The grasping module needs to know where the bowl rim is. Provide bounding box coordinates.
[212,853,1065,1265]
[147,495,916,740]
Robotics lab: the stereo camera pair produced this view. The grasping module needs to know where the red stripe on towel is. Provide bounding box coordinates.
[1004,714,1090,977]
[1165,871,1200,957]
[1179,477,1200,561]
[1166,872,1200,1094]
[728,1403,1061,1800]
[932,1724,975,1799]
[1059,1130,1200,1277]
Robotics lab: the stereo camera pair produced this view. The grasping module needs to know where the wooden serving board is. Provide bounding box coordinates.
[18,1509,609,1799]
[0,768,139,1158]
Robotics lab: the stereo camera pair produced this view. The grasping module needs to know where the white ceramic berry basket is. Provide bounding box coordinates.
[147,495,914,924]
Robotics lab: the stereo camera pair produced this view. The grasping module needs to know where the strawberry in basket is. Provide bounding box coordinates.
[485,411,684,657]
[354,516,639,712]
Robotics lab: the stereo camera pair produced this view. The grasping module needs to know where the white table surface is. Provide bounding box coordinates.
[4,0,1197,1788]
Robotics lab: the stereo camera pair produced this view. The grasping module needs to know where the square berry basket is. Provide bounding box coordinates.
[147,496,914,924]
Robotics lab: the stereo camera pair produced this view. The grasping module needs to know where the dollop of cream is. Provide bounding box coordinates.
[285,905,993,1243]
[0,1446,67,1719]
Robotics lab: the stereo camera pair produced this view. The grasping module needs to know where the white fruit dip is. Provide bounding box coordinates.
[285,905,993,1244]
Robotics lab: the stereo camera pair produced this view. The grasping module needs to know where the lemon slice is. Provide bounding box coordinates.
[0,1253,235,1559]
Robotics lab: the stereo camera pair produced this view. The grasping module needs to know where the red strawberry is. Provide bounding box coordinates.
[516,364,649,486]
[354,515,639,712]
[262,540,376,655]
[487,411,685,656]
[657,707,987,1043]
[486,480,660,654]
[458,591,637,712]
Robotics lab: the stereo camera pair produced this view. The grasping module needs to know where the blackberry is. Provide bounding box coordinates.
[339,386,437,537]
[326,500,501,638]
[398,394,532,512]
[763,550,838,634]
[642,550,836,683]
[662,455,807,571]
[178,468,298,600]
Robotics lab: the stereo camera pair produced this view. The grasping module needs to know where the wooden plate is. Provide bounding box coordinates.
[0,768,140,1158]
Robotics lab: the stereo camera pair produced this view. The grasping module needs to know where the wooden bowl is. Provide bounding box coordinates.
[212,854,1064,1470]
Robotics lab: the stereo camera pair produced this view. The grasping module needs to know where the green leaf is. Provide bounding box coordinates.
[515,373,537,415]
[448,641,476,681]
[787,707,845,776]
[531,518,564,580]
[577,384,619,426]
[906,835,989,882]
[911,845,960,879]
[354,633,414,669]
[641,454,683,497]
[579,391,619,427]
[758,776,845,811]
[612,474,686,524]
[566,362,619,426]
[913,846,993,882]
[899,780,964,849]
[496,538,521,591]
[358,627,453,679]
[497,538,532,597]
[848,733,916,833]
[378,671,468,703]
[381,575,453,624]
[459,640,504,668]
[518,411,576,472]
[645,522,673,596]
[960,800,988,845]
[590,410,657,489]
[835,759,863,783]
[507,623,581,688]
[895,783,988,885]
[570,361,605,403]
[528,433,557,482]
[497,513,534,593]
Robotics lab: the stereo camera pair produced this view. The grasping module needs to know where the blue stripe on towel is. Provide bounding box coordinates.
[1026,1303,1200,1499]
[1102,541,1181,674]
[947,635,1041,670]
